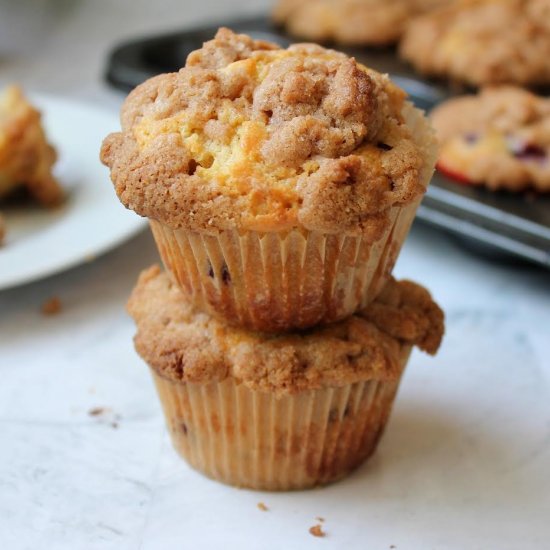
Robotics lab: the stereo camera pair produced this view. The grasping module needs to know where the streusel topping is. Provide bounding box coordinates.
[101,29,432,236]
[128,265,444,395]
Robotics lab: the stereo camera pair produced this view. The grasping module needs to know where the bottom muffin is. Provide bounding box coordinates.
[128,266,444,491]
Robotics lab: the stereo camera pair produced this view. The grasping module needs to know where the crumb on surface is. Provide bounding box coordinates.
[41,296,62,316]
[257,502,269,512]
[316,517,325,523]
[309,524,326,538]
[88,407,106,417]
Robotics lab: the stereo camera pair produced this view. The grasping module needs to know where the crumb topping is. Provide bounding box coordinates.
[127,265,444,395]
[400,0,550,87]
[101,29,432,235]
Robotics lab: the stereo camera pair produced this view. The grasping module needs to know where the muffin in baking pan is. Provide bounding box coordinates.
[273,0,453,46]
[400,0,550,87]
[431,86,550,192]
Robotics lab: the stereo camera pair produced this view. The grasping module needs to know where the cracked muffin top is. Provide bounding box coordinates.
[128,265,444,395]
[273,0,452,46]
[431,86,550,191]
[101,29,434,237]
[400,0,550,87]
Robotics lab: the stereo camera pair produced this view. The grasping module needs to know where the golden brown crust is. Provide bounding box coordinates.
[431,86,550,191]
[101,29,433,236]
[400,0,550,87]
[0,86,63,206]
[273,0,452,46]
[127,265,444,395]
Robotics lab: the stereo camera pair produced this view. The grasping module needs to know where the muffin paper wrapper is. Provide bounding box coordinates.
[150,198,419,332]
[149,104,435,332]
[151,347,411,491]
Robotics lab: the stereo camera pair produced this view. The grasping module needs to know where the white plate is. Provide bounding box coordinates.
[0,94,146,290]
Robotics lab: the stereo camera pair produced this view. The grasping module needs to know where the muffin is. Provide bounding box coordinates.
[273,0,453,46]
[400,0,550,87]
[431,87,550,191]
[127,265,444,491]
[0,85,63,206]
[102,29,436,332]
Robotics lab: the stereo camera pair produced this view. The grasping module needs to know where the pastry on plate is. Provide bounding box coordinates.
[0,85,63,206]
[128,265,445,491]
[101,28,437,332]
[273,0,452,46]
[400,0,550,87]
[431,86,550,191]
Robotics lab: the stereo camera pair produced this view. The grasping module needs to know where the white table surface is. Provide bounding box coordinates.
[1,2,550,549]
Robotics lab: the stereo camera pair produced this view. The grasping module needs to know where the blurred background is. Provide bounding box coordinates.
[0,0,271,106]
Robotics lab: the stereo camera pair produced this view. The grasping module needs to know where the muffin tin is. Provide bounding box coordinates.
[105,16,550,269]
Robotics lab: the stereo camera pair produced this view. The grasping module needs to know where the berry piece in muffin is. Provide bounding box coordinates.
[431,87,550,192]
[400,0,550,87]
[273,0,452,46]
[0,85,63,206]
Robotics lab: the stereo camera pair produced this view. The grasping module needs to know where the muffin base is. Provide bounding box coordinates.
[151,347,410,491]
[150,197,420,333]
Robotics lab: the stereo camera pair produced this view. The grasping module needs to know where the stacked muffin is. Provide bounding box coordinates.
[101,29,444,491]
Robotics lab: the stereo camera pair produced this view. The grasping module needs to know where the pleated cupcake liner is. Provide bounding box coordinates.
[151,346,411,491]
[150,197,419,332]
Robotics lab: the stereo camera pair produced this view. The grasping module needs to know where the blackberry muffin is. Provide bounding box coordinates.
[101,29,437,332]
[273,0,452,46]
[400,0,550,87]
[431,86,550,191]
[128,265,445,491]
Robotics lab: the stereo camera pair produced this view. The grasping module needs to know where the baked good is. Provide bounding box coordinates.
[101,28,436,332]
[431,86,550,191]
[0,85,63,206]
[273,0,452,46]
[0,212,5,245]
[400,0,550,87]
[128,265,444,490]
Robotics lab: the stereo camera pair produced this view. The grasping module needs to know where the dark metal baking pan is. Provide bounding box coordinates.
[105,16,550,269]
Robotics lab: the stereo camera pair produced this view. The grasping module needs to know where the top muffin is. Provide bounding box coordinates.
[101,29,433,238]
[400,0,550,87]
